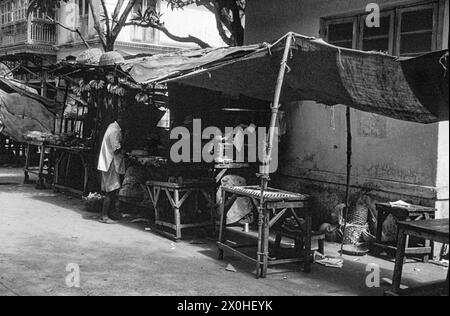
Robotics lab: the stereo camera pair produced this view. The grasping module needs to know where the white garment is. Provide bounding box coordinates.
[98,122,125,174]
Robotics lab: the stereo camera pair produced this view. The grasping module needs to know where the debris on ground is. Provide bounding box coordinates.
[313,252,344,269]
[225,264,237,273]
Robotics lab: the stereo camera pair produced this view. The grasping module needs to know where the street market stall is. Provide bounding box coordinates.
[117,32,448,278]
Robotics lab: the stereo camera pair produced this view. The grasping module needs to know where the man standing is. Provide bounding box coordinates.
[98,117,126,224]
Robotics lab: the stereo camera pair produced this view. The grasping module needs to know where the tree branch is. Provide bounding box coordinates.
[87,0,107,50]
[125,21,212,48]
[209,1,234,46]
[45,15,90,49]
[112,0,126,26]
[111,0,139,40]
[100,0,111,39]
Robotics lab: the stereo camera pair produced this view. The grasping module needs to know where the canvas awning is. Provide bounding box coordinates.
[0,89,55,143]
[122,33,448,124]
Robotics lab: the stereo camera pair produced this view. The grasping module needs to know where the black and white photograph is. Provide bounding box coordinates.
[0,0,448,300]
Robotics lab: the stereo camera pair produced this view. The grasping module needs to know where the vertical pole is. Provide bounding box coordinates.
[257,33,294,278]
[60,84,70,134]
[340,106,353,256]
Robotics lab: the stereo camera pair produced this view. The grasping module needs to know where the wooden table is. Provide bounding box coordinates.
[373,203,436,262]
[146,180,216,241]
[217,186,312,278]
[49,145,92,196]
[386,219,449,296]
[24,141,52,189]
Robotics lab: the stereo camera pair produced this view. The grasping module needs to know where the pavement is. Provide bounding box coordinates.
[0,167,448,296]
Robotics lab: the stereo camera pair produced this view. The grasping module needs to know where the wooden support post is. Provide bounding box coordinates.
[341,106,353,256]
[257,32,294,279]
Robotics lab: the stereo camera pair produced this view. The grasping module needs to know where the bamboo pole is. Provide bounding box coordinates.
[340,106,353,256]
[256,33,294,278]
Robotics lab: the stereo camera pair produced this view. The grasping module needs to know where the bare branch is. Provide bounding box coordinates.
[100,0,111,38]
[111,0,139,40]
[87,0,107,50]
[209,1,234,46]
[125,20,211,48]
[45,15,90,49]
[112,0,126,25]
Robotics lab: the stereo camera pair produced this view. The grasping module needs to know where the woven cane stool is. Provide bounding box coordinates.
[217,186,312,278]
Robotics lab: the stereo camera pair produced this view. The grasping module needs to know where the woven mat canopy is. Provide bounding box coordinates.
[122,33,449,124]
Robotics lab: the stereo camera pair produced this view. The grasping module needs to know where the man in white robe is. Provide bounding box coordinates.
[98,118,126,224]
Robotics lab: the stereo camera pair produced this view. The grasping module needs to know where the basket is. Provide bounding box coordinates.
[343,223,369,245]
[99,51,125,66]
[77,48,103,65]
[83,196,104,213]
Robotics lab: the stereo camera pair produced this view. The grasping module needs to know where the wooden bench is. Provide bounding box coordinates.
[385,219,449,296]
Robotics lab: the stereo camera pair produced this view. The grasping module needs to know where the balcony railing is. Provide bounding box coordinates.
[0,18,56,48]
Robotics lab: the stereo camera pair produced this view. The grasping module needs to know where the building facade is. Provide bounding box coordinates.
[245,0,449,221]
[56,0,225,60]
[0,0,224,62]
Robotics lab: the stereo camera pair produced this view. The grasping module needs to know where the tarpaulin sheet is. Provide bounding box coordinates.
[122,33,448,124]
[0,91,55,143]
[0,77,59,113]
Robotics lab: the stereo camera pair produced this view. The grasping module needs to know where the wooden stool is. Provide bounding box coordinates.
[273,229,325,259]
[373,203,436,262]
[217,186,312,278]
[146,180,216,241]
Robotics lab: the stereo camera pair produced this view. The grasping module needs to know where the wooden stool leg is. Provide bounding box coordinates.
[24,143,30,184]
[218,190,227,260]
[304,213,312,273]
[273,234,282,259]
[392,229,408,294]
[318,239,325,255]
[36,144,46,189]
[261,209,270,278]
[295,237,304,255]
[423,213,432,263]
[174,190,182,240]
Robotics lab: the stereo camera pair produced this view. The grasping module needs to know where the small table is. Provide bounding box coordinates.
[373,203,436,262]
[146,180,216,241]
[386,219,449,296]
[50,145,92,196]
[24,141,52,189]
[217,186,312,278]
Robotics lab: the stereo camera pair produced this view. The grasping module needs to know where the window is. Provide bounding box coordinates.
[324,17,357,49]
[397,4,438,56]
[131,0,157,43]
[322,1,442,56]
[360,12,394,54]
[75,0,89,18]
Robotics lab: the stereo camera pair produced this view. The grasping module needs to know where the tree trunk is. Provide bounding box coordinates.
[105,39,115,52]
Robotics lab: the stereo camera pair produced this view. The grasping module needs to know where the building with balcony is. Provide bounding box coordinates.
[0,0,57,59]
[56,0,225,60]
[0,0,225,63]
